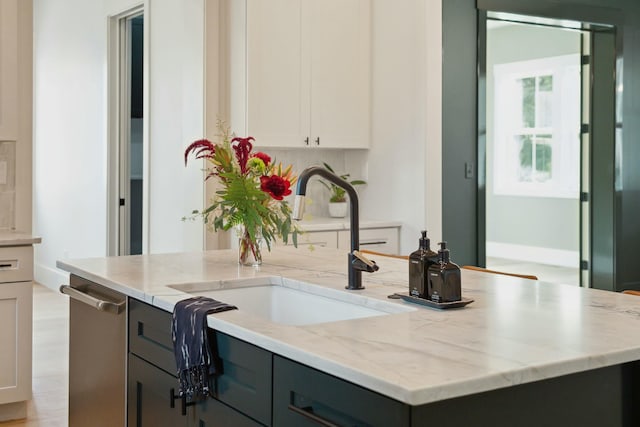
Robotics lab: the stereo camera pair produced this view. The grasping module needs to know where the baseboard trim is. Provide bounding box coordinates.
[486,241,579,268]
[35,263,69,292]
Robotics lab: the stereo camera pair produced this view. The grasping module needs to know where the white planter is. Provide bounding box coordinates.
[328,202,348,218]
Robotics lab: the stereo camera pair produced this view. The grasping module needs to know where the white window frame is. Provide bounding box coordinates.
[493,54,580,199]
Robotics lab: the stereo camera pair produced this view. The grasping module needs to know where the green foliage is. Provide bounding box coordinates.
[185,121,300,250]
[318,162,366,203]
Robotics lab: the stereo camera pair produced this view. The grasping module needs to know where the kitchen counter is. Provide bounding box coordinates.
[57,246,640,407]
[0,231,41,246]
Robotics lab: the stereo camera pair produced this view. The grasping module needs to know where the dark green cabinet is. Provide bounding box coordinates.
[127,354,187,427]
[127,298,270,427]
[273,355,410,426]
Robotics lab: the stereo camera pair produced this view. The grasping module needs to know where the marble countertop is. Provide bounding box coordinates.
[297,216,402,232]
[57,246,640,405]
[0,231,42,246]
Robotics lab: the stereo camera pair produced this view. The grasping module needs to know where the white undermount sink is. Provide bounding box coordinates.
[169,277,414,326]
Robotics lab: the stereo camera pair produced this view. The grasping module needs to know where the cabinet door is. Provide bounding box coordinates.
[240,0,371,149]
[245,0,306,148]
[128,354,188,427]
[213,332,272,426]
[0,0,18,140]
[0,281,31,404]
[192,396,262,427]
[308,0,371,148]
[273,355,409,426]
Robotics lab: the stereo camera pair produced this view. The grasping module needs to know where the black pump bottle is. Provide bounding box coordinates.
[408,231,438,299]
[428,242,462,303]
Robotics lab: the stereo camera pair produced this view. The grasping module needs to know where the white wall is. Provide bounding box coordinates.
[33,0,205,289]
[361,0,439,254]
[32,0,444,287]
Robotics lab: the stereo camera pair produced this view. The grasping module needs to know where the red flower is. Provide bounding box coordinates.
[260,175,292,200]
[184,139,216,165]
[231,136,255,174]
[252,152,271,167]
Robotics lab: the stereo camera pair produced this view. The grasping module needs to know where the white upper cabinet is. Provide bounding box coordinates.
[230,0,371,149]
[0,0,18,140]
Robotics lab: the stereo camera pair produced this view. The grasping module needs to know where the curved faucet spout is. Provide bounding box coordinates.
[294,166,375,290]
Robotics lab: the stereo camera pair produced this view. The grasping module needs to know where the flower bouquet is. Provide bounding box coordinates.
[184,123,299,265]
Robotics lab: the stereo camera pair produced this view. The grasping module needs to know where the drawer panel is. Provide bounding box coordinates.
[273,355,409,426]
[338,227,400,254]
[128,298,176,375]
[280,230,337,248]
[214,332,272,426]
[0,245,33,283]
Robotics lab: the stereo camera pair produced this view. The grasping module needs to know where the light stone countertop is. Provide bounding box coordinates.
[57,246,640,406]
[0,231,41,246]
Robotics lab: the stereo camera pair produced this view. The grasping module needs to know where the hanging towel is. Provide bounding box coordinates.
[171,296,237,400]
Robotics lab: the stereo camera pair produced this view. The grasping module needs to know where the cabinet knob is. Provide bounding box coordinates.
[304,137,309,146]
[315,137,320,146]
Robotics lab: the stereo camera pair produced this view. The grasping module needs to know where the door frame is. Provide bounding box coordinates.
[107,5,149,256]
[441,0,622,291]
[476,13,615,287]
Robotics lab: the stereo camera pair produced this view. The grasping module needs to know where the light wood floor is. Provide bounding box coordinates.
[1,284,69,426]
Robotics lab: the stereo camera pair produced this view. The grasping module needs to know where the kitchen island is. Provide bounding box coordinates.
[58,246,640,426]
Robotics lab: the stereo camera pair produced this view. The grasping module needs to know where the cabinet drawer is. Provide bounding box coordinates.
[273,356,410,426]
[0,245,33,283]
[338,227,399,254]
[213,332,272,426]
[129,298,176,375]
[128,299,272,425]
[280,230,337,248]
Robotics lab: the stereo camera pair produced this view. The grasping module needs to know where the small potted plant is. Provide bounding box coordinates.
[319,162,366,218]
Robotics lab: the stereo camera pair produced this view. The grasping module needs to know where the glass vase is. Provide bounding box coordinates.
[236,225,263,266]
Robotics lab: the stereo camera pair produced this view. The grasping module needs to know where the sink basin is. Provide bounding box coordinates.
[169,277,413,326]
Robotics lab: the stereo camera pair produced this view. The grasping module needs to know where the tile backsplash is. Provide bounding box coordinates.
[0,141,16,230]
[264,148,368,218]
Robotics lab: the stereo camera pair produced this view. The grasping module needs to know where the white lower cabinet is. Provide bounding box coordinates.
[282,224,400,254]
[286,231,338,249]
[338,228,399,253]
[0,243,34,422]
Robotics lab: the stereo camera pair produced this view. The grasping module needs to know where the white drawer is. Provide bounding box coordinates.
[0,246,33,283]
[281,231,338,248]
[338,227,399,254]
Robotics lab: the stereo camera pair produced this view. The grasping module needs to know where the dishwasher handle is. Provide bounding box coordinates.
[60,285,126,315]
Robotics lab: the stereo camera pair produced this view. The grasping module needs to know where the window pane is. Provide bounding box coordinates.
[535,136,552,182]
[537,75,553,127]
[517,135,532,182]
[538,75,553,92]
[520,77,535,128]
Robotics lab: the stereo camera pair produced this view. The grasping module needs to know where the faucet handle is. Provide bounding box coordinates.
[352,250,379,273]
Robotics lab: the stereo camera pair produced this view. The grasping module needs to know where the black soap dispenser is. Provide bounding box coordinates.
[408,230,438,299]
[428,242,462,303]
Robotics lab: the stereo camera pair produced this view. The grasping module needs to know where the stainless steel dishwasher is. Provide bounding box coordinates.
[60,274,127,427]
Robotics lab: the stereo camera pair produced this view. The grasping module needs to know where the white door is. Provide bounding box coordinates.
[108,8,145,256]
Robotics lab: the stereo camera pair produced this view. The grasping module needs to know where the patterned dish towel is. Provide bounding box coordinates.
[171,296,237,400]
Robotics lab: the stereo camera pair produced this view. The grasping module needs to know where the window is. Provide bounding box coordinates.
[493,54,580,198]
